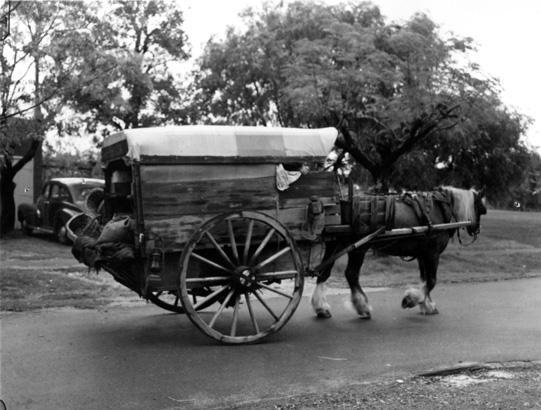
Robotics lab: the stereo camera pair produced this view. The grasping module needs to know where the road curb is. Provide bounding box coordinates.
[417,359,541,377]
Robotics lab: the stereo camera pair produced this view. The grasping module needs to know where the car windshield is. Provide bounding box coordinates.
[71,183,103,202]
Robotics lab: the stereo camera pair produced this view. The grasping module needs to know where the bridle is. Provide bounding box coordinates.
[455,190,486,247]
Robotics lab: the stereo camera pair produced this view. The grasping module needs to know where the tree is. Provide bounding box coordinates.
[432,105,531,200]
[57,0,190,132]
[1,0,191,235]
[193,1,342,126]
[1,1,65,235]
[193,1,529,195]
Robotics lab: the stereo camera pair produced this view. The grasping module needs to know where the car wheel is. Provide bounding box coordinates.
[20,219,33,235]
[56,224,70,245]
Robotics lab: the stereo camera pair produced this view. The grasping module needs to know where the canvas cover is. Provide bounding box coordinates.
[101,125,337,164]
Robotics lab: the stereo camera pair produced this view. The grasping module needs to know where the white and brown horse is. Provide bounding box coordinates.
[311,186,487,318]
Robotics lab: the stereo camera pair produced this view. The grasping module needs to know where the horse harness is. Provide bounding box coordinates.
[399,189,454,232]
[351,189,454,235]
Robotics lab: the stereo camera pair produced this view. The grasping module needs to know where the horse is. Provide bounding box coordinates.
[311,186,487,319]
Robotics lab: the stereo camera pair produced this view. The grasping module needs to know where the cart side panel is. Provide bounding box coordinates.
[139,164,277,250]
[277,171,341,239]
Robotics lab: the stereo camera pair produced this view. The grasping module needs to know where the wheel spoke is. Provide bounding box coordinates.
[186,276,230,286]
[173,294,180,306]
[243,219,254,264]
[227,219,239,263]
[253,290,279,321]
[205,231,234,268]
[254,246,291,270]
[230,294,240,336]
[191,251,233,273]
[248,228,276,265]
[245,293,259,333]
[193,285,229,310]
[257,283,293,300]
[209,288,235,329]
[255,270,299,281]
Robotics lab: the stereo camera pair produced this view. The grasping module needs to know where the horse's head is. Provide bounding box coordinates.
[444,186,487,236]
[469,187,487,236]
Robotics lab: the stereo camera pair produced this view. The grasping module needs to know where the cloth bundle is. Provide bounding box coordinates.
[72,215,135,271]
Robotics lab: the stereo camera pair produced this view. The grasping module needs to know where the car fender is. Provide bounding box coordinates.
[54,207,80,230]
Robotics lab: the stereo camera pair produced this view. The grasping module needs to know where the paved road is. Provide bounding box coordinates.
[2,277,541,409]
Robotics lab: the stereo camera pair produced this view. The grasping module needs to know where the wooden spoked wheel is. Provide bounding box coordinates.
[179,211,304,344]
[148,290,185,313]
[148,288,219,314]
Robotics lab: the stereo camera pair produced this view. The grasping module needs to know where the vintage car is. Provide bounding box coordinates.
[17,177,104,243]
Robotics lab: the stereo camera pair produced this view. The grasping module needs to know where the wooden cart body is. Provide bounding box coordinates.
[100,125,339,293]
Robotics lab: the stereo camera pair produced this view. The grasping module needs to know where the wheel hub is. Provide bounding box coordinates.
[232,266,256,290]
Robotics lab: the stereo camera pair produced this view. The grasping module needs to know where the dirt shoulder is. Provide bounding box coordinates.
[0,231,138,311]
[232,361,541,409]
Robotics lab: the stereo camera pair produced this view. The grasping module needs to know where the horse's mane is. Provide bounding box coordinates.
[440,186,476,222]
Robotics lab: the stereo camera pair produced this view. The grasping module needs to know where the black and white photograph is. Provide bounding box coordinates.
[1,0,540,408]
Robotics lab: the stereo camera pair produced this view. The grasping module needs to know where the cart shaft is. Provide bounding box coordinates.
[307,220,472,277]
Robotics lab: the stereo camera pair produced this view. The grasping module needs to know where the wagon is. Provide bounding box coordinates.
[71,125,473,344]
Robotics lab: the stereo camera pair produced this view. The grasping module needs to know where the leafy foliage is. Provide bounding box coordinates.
[0,0,191,235]
[53,0,191,131]
[193,1,531,196]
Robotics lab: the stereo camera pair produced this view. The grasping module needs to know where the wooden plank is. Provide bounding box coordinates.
[279,171,338,207]
[141,176,277,219]
[138,155,329,165]
[144,214,208,251]
[140,164,275,183]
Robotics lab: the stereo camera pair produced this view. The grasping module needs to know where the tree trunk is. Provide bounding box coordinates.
[0,160,16,236]
[0,138,41,236]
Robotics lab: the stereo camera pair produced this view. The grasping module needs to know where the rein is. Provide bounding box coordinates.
[456,226,478,247]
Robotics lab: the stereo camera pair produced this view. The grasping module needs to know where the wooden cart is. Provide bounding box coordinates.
[80,125,471,344]
[96,125,342,343]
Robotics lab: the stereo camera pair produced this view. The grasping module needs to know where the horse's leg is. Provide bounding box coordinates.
[402,253,439,315]
[419,252,439,315]
[311,241,338,319]
[345,249,372,319]
[402,258,426,309]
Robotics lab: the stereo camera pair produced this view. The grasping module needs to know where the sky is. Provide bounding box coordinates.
[180,0,541,153]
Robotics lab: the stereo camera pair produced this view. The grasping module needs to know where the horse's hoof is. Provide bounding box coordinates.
[316,309,332,319]
[401,295,416,309]
[359,312,371,320]
[420,307,439,315]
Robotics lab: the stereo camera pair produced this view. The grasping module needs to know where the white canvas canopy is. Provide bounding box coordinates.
[101,125,337,164]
